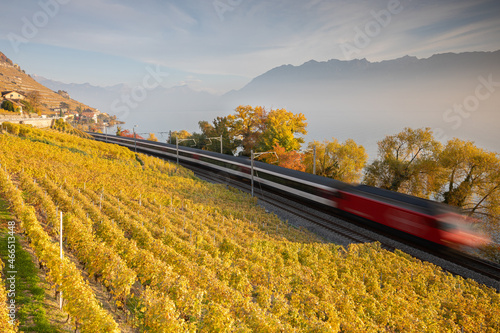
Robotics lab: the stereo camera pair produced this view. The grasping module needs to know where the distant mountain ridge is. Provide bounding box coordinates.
[229,50,500,97]
[28,50,500,160]
[33,75,128,112]
[31,50,500,117]
[33,75,221,134]
[220,50,500,160]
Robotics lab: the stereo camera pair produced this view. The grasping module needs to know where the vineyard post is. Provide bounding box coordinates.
[60,211,63,310]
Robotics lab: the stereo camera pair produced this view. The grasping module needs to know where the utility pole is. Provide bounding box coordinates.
[59,211,63,310]
[176,137,196,164]
[133,125,138,152]
[250,150,278,197]
[208,135,223,154]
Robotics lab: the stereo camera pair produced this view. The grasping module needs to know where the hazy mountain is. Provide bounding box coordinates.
[32,76,221,135]
[32,75,129,112]
[224,51,500,107]
[222,51,500,158]
[33,50,500,159]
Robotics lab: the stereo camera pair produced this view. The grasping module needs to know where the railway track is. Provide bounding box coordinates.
[190,164,500,291]
[89,133,500,291]
[192,164,384,246]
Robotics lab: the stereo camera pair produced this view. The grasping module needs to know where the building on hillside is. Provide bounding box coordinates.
[81,109,98,123]
[64,110,78,120]
[1,91,25,101]
[51,107,70,116]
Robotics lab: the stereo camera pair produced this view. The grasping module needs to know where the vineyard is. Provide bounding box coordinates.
[0,123,499,332]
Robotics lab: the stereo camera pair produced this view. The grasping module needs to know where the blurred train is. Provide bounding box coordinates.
[90,133,490,249]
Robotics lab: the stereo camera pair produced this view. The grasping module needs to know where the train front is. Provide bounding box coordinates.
[436,212,490,248]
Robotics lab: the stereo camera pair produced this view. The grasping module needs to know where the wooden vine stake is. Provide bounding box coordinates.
[59,211,63,310]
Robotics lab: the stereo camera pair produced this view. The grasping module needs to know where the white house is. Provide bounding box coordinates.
[1,91,25,101]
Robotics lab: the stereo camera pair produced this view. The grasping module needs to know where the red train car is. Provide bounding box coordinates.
[89,133,490,249]
[337,185,489,248]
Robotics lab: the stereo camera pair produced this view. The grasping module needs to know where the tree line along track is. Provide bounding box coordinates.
[191,164,382,246]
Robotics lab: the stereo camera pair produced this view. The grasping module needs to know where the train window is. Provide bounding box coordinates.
[436,214,474,232]
[436,221,457,232]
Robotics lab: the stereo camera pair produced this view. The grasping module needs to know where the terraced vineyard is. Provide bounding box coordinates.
[0,123,499,332]
[0,53,98,114]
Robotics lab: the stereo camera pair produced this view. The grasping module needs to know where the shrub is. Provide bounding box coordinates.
[2,122,20,135]
[1,100,16,112]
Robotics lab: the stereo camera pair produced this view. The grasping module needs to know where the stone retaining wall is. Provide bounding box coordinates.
[0,116,57,128]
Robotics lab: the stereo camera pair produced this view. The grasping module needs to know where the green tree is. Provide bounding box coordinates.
[364,127,442,197]
[198,117,241,155]
[1,100,16,112]
[304,138,367,183]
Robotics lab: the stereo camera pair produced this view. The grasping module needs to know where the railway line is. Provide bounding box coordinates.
[190,163,500,291]
[89,132,500,291]
[192,164,382,246]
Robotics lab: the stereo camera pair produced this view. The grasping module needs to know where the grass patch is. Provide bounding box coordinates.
[0,198,12,222]
[0,197,62,332]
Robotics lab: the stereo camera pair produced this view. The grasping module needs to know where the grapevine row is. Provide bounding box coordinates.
[0,165,119,332]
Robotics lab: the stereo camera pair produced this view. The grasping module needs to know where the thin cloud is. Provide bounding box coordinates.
[1,0,498,90]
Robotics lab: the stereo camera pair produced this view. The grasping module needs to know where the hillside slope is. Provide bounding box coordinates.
[0,125,499,332]
[0,51,97,114]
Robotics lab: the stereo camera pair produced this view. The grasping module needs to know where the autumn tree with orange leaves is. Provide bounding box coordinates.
[198,105,307,157]
[259,143,306,172]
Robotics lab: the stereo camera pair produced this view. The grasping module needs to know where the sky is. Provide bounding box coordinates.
[1,0,500,94]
